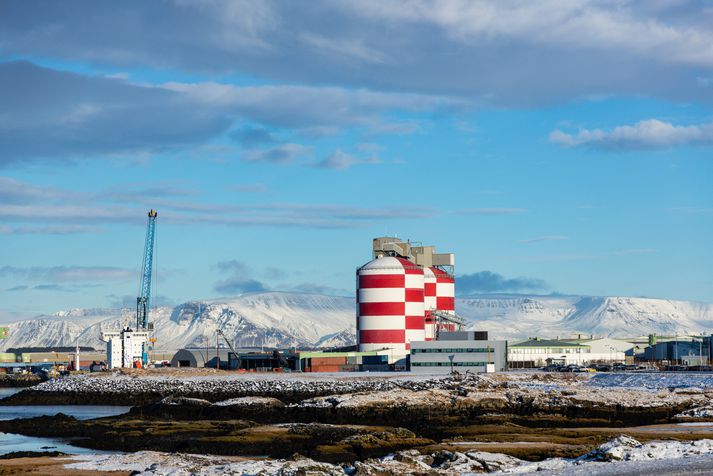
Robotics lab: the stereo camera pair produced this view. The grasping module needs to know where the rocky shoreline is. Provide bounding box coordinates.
[0,374,43,388]
[3,371,713,465]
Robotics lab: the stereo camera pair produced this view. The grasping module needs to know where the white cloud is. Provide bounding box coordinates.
[3,1,713,109]
[242,143,313,165]
[0,265,134,282]
[315,150,380,170]
[162,81,463,130]
[0,177,438,230]
[550,119,713,150]
[346,0,713,67]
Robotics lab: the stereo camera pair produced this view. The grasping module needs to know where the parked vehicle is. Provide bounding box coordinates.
[563,364,587,372]
[593,364,612,372]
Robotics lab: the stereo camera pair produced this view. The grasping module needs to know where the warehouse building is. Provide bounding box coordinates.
[508,338,626,368]
[298,349,402,372]
[643,339,707,365]
[171,348,298,371]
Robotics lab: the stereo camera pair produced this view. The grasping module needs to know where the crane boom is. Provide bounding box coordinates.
[136,209,158,330]
[217,329,240,369]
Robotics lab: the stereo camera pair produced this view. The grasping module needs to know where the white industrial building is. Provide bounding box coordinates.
[508,338,629,368]
[103,328,149,369]
[410,332,507,373]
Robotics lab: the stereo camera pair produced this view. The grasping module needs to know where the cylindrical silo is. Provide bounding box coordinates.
[432,266,456,332]
[356,256,425,352]
[423,266,437,340]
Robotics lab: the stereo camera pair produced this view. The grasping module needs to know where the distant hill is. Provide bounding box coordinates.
[1,292,711,351]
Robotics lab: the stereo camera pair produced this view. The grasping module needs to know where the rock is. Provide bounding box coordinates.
[465,451,522,471]
[576,435,642,462]
[159,396,211,407]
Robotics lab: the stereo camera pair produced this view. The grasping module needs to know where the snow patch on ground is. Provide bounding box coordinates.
[587,372,713,391]
[66,437,713,476]
[676,404,713,419]
[500,436,713,474]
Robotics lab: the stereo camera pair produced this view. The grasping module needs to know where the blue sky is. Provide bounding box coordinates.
[1,1,712,320]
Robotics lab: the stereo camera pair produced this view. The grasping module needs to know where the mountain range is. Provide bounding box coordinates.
[1,292,712,352]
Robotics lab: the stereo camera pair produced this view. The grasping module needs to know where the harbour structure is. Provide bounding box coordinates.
[356,237,462,355]
[104,328,150,369]
[103,209,158,369]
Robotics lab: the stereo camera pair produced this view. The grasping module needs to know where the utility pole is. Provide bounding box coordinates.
[675,334,678,365]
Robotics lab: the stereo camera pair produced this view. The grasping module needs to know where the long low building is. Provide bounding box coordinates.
[410,336,507,373]
[508,338,628,367]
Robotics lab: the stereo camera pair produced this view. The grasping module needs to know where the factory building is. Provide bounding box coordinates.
[410,331,507,373]
[356,237,461,356]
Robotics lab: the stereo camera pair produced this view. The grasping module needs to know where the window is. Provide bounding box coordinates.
[412,362,489,367]
[412,347,492,354]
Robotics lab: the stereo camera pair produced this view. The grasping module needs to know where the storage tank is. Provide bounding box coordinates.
[423,266,437,340]
[356,256,425,352]
[432,266,456,332]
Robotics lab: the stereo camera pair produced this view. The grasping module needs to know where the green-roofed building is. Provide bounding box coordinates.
[508,338,591,368]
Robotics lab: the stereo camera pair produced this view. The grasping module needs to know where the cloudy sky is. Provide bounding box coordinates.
[1,0,712,319]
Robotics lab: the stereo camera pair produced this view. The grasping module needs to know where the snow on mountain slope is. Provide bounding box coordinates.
[459,295,713,340]
[0,292,356,351]
[456,296,577,339]
[2,292,711,351]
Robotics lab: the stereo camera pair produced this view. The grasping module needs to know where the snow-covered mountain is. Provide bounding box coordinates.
[2,292,712,351]
[457,295,713,340]
[0,292,356,352]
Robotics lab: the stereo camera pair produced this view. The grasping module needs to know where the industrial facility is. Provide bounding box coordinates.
[356,237,463,356]
[102,209,158,369]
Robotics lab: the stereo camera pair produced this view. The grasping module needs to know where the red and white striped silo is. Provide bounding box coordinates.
[432,266,456,332]
[356,256,425,352]
[423,266,437,340]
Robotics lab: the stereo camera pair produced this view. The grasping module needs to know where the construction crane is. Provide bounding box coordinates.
[217,329,240,370]
[136,209,158,331]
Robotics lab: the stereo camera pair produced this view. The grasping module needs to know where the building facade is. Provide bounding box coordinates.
[410,339,507,373]
[508,338,625,367]
[103,328,149,369]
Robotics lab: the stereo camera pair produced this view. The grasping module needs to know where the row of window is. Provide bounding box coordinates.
[412,348,492,354]
[412,362,490,367]
[510,348,587,354]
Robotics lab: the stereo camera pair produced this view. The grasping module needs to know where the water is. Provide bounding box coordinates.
[0,432,114,455]
[0,388,22,399]
[0,388,130,455]
[0,405,131,421]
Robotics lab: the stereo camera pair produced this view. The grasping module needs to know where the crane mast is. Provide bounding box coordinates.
[136,209,157,330]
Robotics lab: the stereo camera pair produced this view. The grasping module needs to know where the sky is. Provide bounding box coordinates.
[0,0,712,320]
